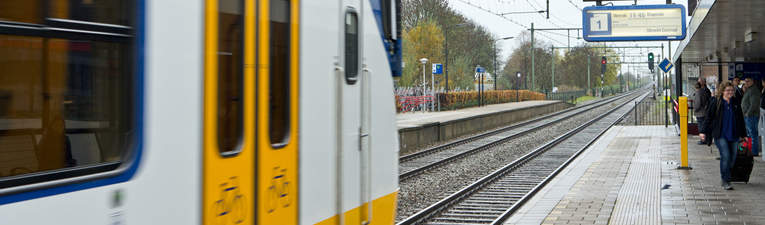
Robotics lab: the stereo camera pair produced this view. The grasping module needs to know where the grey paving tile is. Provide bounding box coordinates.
[506,126,764,225]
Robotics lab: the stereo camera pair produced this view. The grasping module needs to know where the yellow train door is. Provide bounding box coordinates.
[203,0,257,224]
[204,0,299,224]
[256,0,299,224]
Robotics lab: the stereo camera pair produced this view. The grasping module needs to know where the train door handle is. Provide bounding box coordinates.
[361,67,373,225]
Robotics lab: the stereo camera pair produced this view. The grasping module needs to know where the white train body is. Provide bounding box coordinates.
[0,0,402,224]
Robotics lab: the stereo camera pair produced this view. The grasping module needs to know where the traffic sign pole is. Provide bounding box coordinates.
[476,67,486,106]
[431,67,435,111]
[432,63,443,111]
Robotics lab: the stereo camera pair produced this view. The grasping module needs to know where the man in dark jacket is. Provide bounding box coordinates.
[742,77,761,156]
[694,77,712,144]
[733,76,744,101]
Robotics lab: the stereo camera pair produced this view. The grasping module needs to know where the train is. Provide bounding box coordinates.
[0,0,402,224]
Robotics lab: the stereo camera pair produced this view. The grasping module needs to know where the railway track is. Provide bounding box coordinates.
[397,90,650,225]
[399,90,643,181]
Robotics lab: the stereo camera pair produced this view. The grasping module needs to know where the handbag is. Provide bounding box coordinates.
[740,137,752,152]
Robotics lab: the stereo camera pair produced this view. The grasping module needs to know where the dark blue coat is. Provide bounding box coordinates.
[700,97,747,145]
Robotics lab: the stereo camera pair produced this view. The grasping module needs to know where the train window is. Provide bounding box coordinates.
[217,0,244,154]
[269,0,290,147]
[0,35,133,185]
[380,0,392,40]
[344,10,358,84]
[48,0,130,26]
[0,1,41,24]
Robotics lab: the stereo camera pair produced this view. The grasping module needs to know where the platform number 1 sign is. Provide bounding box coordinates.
[590,13,609,32]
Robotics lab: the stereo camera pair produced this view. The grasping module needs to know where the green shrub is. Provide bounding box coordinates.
[436,90,545,110]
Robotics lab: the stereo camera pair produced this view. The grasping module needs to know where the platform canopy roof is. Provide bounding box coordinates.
[674,0,765,64]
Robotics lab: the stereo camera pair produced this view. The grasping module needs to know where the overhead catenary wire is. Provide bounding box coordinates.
[523,0,548,19]
[520,0,564,28]
[536,29,576,38]
[465,0,663,49]
[515,0,584,28]
[494,0,565,30]
[456,0,568,46]
[549,13,580,26]
[567,0,584,11]
[546,20,565,29]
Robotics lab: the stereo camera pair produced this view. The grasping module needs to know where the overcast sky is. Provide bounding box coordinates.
[448,0,691,74]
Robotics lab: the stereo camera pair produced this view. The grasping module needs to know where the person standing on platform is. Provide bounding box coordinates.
[742,77,761,156]
[693,83,705,142]
[694,78,711,145]
[700,81,747,190]
[733,76,744,102]
[36,116,77,171]
[760,78,765,159]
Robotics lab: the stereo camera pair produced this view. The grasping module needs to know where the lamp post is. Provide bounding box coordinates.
[516,71,521,102]
[445,23,469,93]
[420,58,428,112]
[493,37,514,90]
[551,46,555,93]
[531,22,535,92]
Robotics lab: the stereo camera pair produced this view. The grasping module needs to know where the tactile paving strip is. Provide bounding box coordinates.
[609,137,661,225]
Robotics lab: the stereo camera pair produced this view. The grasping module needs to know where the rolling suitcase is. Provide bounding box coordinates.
[731,137,754,183]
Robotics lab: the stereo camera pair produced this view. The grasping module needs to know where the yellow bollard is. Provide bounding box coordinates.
[678,97,692,169]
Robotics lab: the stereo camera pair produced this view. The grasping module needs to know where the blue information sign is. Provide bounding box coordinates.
[582,4,686,42]
[476,67,485,73]
[728,63,765,80]
[658,58,673,73]
[432,63,443,74]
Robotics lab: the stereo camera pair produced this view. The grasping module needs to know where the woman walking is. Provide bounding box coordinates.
[700,81,747,190]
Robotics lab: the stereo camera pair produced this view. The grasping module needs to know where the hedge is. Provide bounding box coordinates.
[601,85,623,96]
[437,90,545,110]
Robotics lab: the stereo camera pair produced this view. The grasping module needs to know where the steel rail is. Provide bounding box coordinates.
[398,90,641,181]
[396,90,649,225]
[490,92,650,224]
[399,93,620,163]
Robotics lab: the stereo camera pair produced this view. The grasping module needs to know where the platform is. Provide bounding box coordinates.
[396,101,562,129]
[506,126,765,225]
[396,100,573,154]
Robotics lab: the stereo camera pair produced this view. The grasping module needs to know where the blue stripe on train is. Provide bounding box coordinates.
[368,0,402,77]
[0,0,146,205]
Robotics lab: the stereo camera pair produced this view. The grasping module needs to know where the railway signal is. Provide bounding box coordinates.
[648,52,655,72]
[601,56,607,74]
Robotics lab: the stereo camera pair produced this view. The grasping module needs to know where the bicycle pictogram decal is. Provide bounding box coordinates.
[211,176,246,225]
[265,167,292,213]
